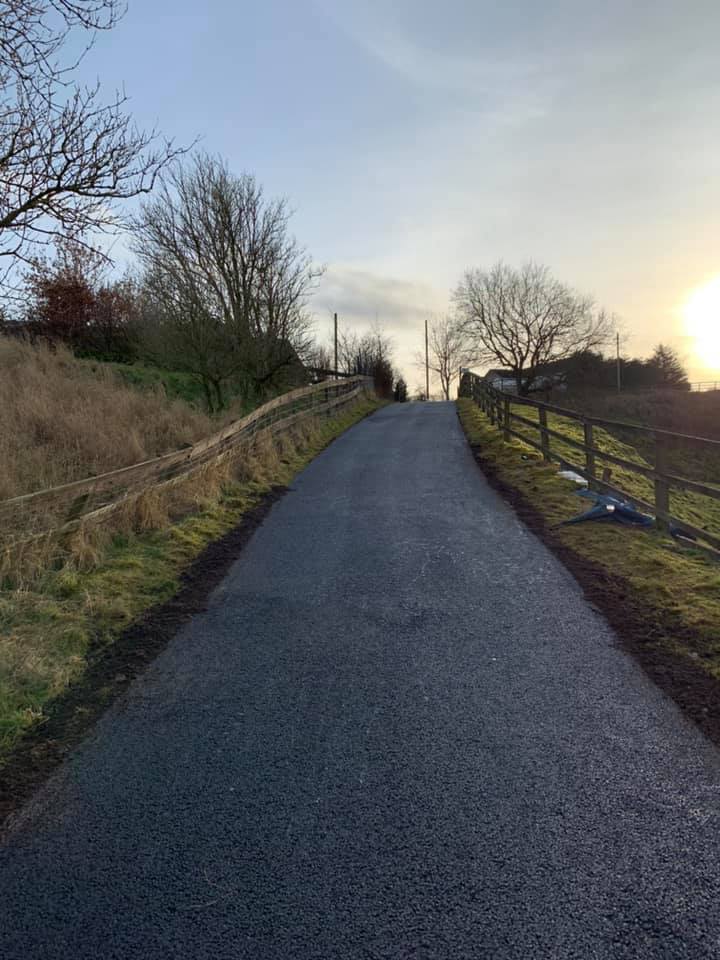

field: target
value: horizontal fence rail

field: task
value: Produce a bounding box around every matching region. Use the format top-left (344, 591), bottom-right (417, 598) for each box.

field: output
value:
top-left (306, 367), bottom-right (356, 382)
top-left (1, 376), bottom-right (373, 547)
top-left (690, 382), bottom-right (720, 393)
top-left (459, 372), bottom-right (720, 551)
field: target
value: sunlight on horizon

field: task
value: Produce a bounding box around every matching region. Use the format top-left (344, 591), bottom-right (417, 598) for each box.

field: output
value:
top-left (684, 276), bottom-right (720, 372)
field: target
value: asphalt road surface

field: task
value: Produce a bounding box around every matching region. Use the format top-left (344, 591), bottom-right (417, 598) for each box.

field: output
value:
top-left (3, 402), bottom-right (720, 959)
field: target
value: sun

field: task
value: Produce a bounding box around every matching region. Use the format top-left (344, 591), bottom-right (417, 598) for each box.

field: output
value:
top-left (684, 276), bottom-right (720, 369)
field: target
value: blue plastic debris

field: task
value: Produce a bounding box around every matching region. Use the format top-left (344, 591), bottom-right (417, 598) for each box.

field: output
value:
top-left (560, 489), bottom-right (697, 542)
top-left (561, 489), bottom-right (653, 528)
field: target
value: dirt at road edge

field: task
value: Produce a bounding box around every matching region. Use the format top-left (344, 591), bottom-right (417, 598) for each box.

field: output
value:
top-left (467, 440), bottom-right (720, 750)
top-left (0, 487), bottom-right (288, 833)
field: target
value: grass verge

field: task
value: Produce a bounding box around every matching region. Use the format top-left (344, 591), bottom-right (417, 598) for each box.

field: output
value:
top-left (456, 398), bottom-right (720, 743)
top-left (0, 396), bottom-right (382, 822)
top-left (505, 401), bottom-right (720, 542)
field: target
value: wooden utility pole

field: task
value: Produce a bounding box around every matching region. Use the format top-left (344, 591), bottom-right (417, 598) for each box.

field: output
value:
top-left (616, 331), bottom-right (621, 393)
top-left (334, 313), bottom-right (338, 378)
top-left (425, 316), bottom-right (430, 401)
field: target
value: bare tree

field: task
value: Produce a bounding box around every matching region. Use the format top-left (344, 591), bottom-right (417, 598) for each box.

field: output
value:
top-left (336, 326), bottom-right (395, 397)
top-left (133, 154), bottom-right (321, 405)
top-left (138, 278), bottom-right (240, 413)
top-left (415, 314), bottom-right (471, 400)
top-left (454, 261), bottom-right (611, 395)
top-left (305, 342), bottom-right (334, 373)
top-left (1, 0), bottom-right (183, 287)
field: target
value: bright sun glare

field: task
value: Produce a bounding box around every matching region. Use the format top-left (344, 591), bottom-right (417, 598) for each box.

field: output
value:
top-left (684, 276), bottom-right (720, 370)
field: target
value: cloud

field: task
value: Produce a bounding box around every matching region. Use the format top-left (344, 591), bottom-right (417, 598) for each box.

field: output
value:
top-left (310, 264), bottom-right (448, 384)
top-left (348, 31), bottom-right (535, 96)
top-left (315, 0), bottom-right (551, 125)
top-left (312, 264), bottom-right (445, 332)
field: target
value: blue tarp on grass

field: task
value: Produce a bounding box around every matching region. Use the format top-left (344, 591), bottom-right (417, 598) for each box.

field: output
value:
top-left (560, 489), bottom-right (697, 541)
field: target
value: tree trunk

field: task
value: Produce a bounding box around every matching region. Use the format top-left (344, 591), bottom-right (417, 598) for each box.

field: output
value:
top-left (211, 378), bottom-right (224, 412)
top-left (201, 377), bottom-right (215, 414)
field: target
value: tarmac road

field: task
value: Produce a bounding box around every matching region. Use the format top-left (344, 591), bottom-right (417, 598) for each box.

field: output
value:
top-left (2, 401), bottom-right (720, 959)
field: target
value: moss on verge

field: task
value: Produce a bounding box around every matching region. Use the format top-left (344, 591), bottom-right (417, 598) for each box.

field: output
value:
top-left (456, 397), bottom-right (720, 674)
top-left (0, 398), bottom-right (383, 762)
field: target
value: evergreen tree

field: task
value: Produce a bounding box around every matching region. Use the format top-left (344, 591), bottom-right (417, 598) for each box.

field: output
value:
top-left (649, 344), bottom-right (690, 389)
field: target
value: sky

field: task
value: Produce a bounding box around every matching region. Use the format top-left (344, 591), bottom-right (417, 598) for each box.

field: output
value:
top-left (76, 0), bottom-right (720, 391)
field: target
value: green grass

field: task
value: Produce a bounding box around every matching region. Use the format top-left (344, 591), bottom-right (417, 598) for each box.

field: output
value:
top-left (100, 361), bottom-right (296, 416)
top-left (457, 398), bottom-right (720, 672)
top-left (101, 362), bottom-right (215, 408)
top-left (0, 397), bottom-right (383, 763)
top-left (505, 401), bottom-right (720, 542)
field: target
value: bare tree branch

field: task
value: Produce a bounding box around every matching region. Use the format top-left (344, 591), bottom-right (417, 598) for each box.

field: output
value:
top-left (414, 314), bottom-right (471, 400)
top-left (336, 325), bottom-right (395, 397)
top-left (454, 261), bottom-right (612, 394)
top-left (133, 154), bottom-right (322, 406)
top-left (0, 0), bottom-right (185, 289)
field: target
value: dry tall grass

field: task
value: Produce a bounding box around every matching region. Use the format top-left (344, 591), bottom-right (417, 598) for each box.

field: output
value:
top-left (562, 387), bottom-right (720, 440)
top-left (0, 339), bottom-right (214, 500)
top-left (561, 387), bottom-right (720, 484)
top-left (0, 395), bottom-right (380, 762)
top-left (0, 405), bottom-right (333, 585)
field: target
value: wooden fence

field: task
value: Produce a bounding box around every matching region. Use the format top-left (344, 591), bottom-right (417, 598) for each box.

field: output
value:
top-left (459, 372), bottom-right (720, 551)
top-left (690, 381), bottom-right (720, 393)
top-left (1, 376), bottom-right (373, 547)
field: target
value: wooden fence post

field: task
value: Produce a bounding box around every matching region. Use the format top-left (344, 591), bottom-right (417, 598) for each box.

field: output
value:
top-left (584, 421), bottom-right (595, 480)
top-left (654, 431), bottom-right (670, 530)
top-left (503, 396), bottom-right (510, 442)
top-left (538, 407), bottom-right (550, 461)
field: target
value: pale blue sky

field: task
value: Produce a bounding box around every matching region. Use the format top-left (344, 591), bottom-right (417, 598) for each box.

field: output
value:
top-left (78, 0), bottom-right (720, 386)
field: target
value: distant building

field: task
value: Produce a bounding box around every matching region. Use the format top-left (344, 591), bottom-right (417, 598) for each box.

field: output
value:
top-left (482, 368), bottom-right (567, 395)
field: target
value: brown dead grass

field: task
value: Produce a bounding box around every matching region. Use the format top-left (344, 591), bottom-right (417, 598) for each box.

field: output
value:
top-left (0, 329), bottom-right (356, 587)
top-left (0, 414), bottom-right (333, 586)
top-left (0, 338), bottom-right (214, 500)
top-left (0, 396), bottom-right (382, 761)
top-left (562, 386), bottom-right (720, 440)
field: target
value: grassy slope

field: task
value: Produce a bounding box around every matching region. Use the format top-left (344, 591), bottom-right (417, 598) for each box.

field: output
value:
top-left (561, 387), bottom-right (720, 441)
top-left (0, 397), bottom-right (382, 763)
top-left (104, 362), bottom-right (285, 415)
top-left (457, 398), bottom-right (720, 672)
top-left (0, 340), bottom-right (215, 499)
top-left (507, 402), bottom-right (720, 541)
top-left (102, 361), bottom-right (209, 408)
top-left (561, 388), bottom-right (720, 488)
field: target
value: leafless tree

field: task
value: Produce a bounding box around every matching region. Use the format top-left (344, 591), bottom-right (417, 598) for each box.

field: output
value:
top-left (454, 261), bottom-right (611, 395)
top-left (415, 314), bottom-right (471, 400)
top-left (336, 326), bottom-right (395, 397)
top-left (133, 154), bottom-right (321, 405)
top-left (305, 342), bottom-right (334, 373)
top-left (1, 0), bottom-right (183, 288)
top-left (138, 278), bottom-right (239, 413)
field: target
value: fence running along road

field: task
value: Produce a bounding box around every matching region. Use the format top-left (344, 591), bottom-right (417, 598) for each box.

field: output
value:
top-left (690, 381), bottom-right (720, 393)
top-left (5, 402), bottom-right (720, 957)
top-left (0, 376), bottom-right (373, 548)
top-left (460, 371), bottom-right (720, 551)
